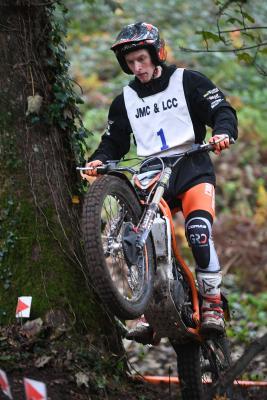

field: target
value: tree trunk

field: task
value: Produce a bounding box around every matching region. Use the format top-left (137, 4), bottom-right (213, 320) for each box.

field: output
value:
top-left (0, 0), bottom-right (122, 354)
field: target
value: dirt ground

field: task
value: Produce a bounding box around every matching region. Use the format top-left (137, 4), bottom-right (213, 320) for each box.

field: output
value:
top-left (1, 367), bottom-right (267, 400)
top-left (1, 370), bottom-right (178, 400)
top-left (0, 325), bottom-right (266, 400)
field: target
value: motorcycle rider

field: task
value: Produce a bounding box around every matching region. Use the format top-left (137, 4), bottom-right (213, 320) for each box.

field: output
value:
top-left (85, 22), bottom-right (238, 341)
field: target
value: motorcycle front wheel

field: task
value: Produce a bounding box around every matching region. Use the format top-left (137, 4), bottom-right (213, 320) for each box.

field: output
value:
top-left (82, 175), bottom-right (155, 320)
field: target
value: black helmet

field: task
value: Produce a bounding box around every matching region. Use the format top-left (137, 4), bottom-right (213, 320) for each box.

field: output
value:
top-left (111, 22), bottom-right (166, 74)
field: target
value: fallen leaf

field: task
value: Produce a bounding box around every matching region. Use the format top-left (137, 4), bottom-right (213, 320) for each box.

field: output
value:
top-left (35, 355), bottom-right (52, 368)
top-left (20, 318), bottom-right (43, 338)
top-left (75, 372), bottom-right (89, 388)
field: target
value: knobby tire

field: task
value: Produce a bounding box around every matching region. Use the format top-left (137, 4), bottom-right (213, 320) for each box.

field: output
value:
top-left (82, 175), bottom-right (155, 320)
top-left (173, 334), bottom-right (232, 400)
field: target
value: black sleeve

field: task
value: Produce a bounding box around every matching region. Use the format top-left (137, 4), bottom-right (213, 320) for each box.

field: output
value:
top-left (88, 93), bottom-right (132, 162)
top-left (183, 70), bottom-right (238, 140)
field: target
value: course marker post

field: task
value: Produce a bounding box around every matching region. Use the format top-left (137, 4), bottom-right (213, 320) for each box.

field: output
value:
top-left (15, 296), bottom-right (32, 318)
top-left (24, 378), bottom-right (47, 400)
top-left (0, 369), bottom-right (13, 399)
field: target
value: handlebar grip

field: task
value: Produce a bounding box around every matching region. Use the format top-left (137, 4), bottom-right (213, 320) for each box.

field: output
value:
top-left (95, 165), bottom-right (109, 174)
top-left (206, 137), bottom-right (235, 152)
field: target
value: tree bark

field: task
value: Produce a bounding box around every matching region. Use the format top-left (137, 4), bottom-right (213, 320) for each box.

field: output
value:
top-left (0, 0), bottom-right (122, 355)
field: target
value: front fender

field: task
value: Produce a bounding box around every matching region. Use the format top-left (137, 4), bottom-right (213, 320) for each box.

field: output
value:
top-left (107, 171), bottom-right (140, 202)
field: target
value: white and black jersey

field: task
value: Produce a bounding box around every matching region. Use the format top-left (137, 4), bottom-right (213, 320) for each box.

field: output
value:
top-left (89, 65), bottom-right (238, 198)
top-left (124, 68), bottom-right (195, 157)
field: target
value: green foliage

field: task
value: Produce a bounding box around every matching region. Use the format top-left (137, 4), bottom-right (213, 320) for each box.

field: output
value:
top-left (25, 1), bottom-right (92, 165)
top-left (83, 108), bottom-right (107, 153)
top-left (48, 13), bottom-right (91, 164)
top-left (196, 30), bottom-right (221, 43)
top-left (227, 292), bottom-right (267, 343)
top-left (237, 52), bottom-right (253, 63)
top-left (193, 0), bottom-right (267, 72)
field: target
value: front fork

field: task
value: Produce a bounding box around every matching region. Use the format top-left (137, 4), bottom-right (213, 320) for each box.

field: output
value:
top-left (136, 167), bottom-right (172, 249)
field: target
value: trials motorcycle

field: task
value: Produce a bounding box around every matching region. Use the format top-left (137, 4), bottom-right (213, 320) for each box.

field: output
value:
top-left (78, 139), bottom-right (233, 400)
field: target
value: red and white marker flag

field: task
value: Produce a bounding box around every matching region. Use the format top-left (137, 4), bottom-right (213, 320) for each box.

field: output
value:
top-left (15, 296), bottom-right (32, 318)
top-left (0, 369), bottom-right (13, 399)
top-left (24, 378), bottom-right (47, 400)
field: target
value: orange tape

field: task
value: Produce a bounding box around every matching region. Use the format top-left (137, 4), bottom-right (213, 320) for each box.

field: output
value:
top-left (133, 375), bottom-right (267, 387)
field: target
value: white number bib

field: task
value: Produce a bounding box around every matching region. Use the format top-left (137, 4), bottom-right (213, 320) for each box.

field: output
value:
top-left (123, 68), bottom-right (195, 156)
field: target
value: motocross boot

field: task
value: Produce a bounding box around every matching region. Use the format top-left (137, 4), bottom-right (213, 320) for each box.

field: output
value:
top-left (196, 270), bottom-right (225, 334)
top-left (125, 316), bottom-right (160, 345)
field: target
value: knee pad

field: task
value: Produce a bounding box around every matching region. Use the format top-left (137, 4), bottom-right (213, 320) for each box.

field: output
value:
top-left (185, 216), bottom-right (220, 271)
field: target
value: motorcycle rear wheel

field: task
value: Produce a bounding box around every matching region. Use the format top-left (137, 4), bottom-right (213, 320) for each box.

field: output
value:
top-left (172, 333), bottom-right (232, 400)
top-left (82, 175), bottom-right (155, 320)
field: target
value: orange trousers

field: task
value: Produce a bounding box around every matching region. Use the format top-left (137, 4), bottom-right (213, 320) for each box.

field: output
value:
top-left (176, 182), bottom-right (215, 220)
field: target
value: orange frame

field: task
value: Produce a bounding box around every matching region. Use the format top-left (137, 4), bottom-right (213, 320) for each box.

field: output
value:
top-left (159, 198), bottom-right (201, 337)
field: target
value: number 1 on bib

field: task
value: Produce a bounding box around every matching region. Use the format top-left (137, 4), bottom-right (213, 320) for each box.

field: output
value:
top-left (157, 128), bottom-right (169, 151)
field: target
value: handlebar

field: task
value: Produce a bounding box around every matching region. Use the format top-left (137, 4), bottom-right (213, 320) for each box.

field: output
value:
top-left (77, 164), bottom-right (136, 174)
top-left (77, 136), bottom-right (235, 175)
top-left (176, 136), bottom-right (235, 157)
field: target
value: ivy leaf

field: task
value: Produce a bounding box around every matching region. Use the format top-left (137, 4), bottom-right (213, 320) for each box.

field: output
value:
top-left (237, 52), bottom-right (253, 63)
top-left (55, 92), bottom-right (69, 103)
top-left (75, 96), bottom-right (84, 104)
top-left (30, 116), bottom-right (40, 125)
top-left (49, 103), bottom-right (61, 114)
top-left (52, 83), bottom-right (61, 92)
top-left (58, 120), bottom-right (68, 129)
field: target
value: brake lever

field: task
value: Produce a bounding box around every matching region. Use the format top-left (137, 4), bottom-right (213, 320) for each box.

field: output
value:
top-left (207, 136), bottom-right (235, 151)
top-left (209, 136), bottom-right (235, 145)
top-left (76, 165), bottom-right (109, 174)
